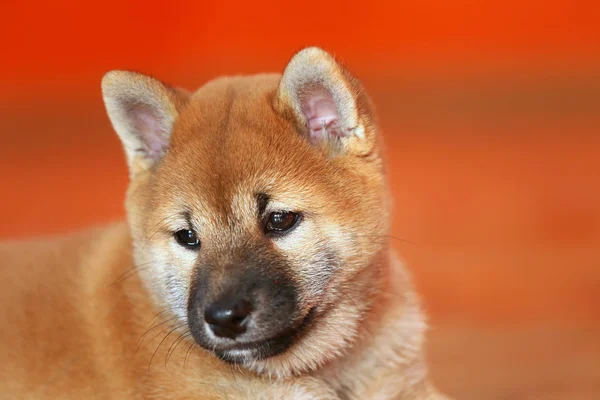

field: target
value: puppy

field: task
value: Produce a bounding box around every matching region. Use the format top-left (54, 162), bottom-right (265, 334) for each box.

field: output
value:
top-left (0, 47), bottom-right (449, 399)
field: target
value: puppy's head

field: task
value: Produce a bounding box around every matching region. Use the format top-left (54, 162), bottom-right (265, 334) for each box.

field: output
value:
top-left (102, 47), bottom-right (390, 377)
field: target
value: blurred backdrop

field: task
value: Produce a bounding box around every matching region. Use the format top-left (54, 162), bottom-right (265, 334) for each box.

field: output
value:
top-left (1, 1), bottom-right (599, 398)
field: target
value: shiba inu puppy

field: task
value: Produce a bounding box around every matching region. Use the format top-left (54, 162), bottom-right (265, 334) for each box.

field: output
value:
top-left (0, 47), bottom-right (449, 399)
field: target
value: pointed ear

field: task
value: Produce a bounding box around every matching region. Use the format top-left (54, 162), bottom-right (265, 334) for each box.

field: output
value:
top-left (101, 71), bottom-right (189, 176)
top-left (275, 47), bottom-right (376, 156)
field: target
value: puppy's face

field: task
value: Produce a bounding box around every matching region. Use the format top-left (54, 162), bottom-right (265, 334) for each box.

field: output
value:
top-left (103, 48), bottom-right (390, 377)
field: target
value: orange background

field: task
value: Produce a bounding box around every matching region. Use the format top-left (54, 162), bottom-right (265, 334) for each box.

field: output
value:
top-left (1, 0), bottom-right (599, 325)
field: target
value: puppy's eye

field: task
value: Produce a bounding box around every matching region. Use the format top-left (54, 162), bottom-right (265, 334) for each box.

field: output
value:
top-left (265, 212), bottom-right (300, 234)
top-left (174, 229), bottom-right (200, 249)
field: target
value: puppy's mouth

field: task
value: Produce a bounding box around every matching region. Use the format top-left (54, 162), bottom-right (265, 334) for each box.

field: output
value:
top-left (212, 307), bottom-right (316, 364)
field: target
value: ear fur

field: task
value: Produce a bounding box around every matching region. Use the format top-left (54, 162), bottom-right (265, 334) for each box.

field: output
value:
top-left (101, 71), bottom-right (189, 176)
top-left (275, 47), bottom-right (375, 156)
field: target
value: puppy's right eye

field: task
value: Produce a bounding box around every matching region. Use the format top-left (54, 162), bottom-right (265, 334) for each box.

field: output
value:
top-left (174, 229), bottom-right (200, 250)
top-left (264, 211), bottom-right (300, 234)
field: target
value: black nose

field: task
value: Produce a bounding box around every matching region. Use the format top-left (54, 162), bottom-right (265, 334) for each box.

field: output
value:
top-left (204, 297), bottom-right (252, 339)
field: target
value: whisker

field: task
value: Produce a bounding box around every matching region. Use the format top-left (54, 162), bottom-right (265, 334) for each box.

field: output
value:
top-left (286, 347), bottom-right (311, 374)
top-left (145, 308), bottom-right (175, 327)
top-left (338, 230), bottom-right (421, 248)
top-left (339, 291), bottom-right (374, 338)
top-left (136, 316), bottom-right (180, 352)
top-left (341, 284), bottom-right (405, 300)
top-left (148, 322), bottom-right (187, 371)
top-left (107, 262), bottom-right (154, 287)
top-left (140, 214), bottom-right (182, 251)
top-left (184, 342), bottom-right (196, 368)
top-left (138, 315), bottom-right (180, 343)
top-left (165, 331), bottom-right (192, 365)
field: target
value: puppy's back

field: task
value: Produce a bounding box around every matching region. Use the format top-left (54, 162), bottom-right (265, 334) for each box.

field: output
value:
top-left (0, 223), bottom-right (139, 397)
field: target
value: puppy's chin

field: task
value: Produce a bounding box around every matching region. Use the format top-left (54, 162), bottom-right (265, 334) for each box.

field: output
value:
top-left (190, 307), bottom-right (317, 365)
top-left (242, 291), bottom-right (372, 378)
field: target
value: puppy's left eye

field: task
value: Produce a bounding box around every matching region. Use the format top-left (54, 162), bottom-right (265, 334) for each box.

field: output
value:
top-left (265, 211), bottom-right (300, 234)
top-left (174, 229), bottom-right (201, 250)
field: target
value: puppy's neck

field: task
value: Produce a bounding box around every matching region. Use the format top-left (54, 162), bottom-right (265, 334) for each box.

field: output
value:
top-left (356, 250), bottom-right (426, 358)
top-left (319, 250), bottom-right (429, 399)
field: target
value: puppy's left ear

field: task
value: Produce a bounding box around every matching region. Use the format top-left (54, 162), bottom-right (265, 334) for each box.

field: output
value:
top-left (275, 47), bottom-right (377, 157)
top-left (101, 71), bottom-right (190, 177)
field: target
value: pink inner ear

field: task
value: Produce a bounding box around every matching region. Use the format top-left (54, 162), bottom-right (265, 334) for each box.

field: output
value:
top-left (131, 105), bottom-right (169, 161)
top-left (300, 86), bottom-right (343, 144)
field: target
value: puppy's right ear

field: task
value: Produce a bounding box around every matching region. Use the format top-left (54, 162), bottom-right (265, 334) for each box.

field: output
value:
top-left (101, 71), bottom-right (189, 176)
